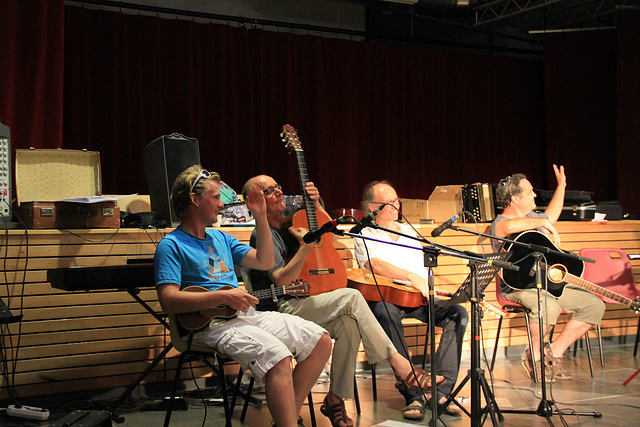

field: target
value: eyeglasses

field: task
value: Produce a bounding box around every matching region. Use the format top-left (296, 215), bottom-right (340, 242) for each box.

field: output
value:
top-left (190, 170), bottom-right (211, 193)
top-left (373, 197), bottom-right (400, 205)
top-left (262, 184), bottom-right (282, 196)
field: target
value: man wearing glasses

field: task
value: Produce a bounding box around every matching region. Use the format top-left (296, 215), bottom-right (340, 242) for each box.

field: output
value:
top-left (354, 180), bottom-right (468, 420)
top-left (154, 166), bottom-right (332, 427)
top-left (242, 174), bottom-right (441, 427)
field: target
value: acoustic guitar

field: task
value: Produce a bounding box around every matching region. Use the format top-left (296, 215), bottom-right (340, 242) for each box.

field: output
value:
top-left (347, 268), bottom-right (508, 318)
top-left (281, 124), bottom-right (348, 295)
top-left (501, 230), bottom-right (640, 313)
top-left (178, 280), bottom-right (309, 331)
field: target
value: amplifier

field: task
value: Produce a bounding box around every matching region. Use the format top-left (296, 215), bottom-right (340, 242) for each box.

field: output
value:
top-left (0, 120), bottom-right (11, 221)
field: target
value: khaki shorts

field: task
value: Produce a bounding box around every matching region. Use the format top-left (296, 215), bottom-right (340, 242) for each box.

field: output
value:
top-left (504, 284), bottom-right (605, 326)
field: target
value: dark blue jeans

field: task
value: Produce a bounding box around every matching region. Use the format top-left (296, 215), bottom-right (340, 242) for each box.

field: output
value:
top-left (370, 298), bottom-right (468, 405)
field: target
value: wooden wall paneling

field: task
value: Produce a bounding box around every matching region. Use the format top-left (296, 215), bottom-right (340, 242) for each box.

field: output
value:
top-left (2, 222), bottom-right (640, 400)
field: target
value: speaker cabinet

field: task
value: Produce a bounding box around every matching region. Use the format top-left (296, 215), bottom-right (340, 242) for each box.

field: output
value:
top-left (143, 133), bottom-right (200, 227)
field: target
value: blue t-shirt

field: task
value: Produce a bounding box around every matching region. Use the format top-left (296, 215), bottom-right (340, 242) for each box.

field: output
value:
top-left (155, 227), bottom-right (251, 291)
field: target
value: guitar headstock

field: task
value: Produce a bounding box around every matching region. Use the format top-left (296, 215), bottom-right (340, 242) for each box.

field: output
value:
top-left (632, 297), bottom-right (640, 315)
top-left (286, 280), bottom-right (310, 298)
top-left (480, 300), bottom-right (509, 318)
top-left (281, 124), bottom-right (302, 152)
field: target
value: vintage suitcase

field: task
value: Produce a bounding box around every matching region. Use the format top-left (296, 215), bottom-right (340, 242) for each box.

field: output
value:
top-left (536, 202), bottom-right (596, 221)
top-left (14, 149), bottom-right (120, 229)
top-left (535, 189), bottom-right (595, 221)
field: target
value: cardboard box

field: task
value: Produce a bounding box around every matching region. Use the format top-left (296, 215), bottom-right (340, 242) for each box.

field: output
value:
top-left (400, 198), bottom-right (429, 223)
top-left (15, 149), bottom-right (120, 229)
top-left (427, 185), bottom-right (463, 222)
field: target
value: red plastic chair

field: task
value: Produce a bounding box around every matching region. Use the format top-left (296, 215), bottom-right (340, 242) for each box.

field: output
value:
top-left (491, 277), bottom-right (600, 380)
top-left (579, 248), bottom-right (640, 356)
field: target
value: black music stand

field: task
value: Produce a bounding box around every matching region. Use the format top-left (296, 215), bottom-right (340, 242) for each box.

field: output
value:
top-left (342, 223), bottom-right (517, 427)
top-left (438, 252), bottom-right (512, 426)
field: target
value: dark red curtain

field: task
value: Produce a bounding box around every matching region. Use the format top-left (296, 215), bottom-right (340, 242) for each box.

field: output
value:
top-left (62, 6), bottom-right (545, 210)
top-left (8, 5), bottom-right (635, 215)
top-left (544, 31), bottom-right (618, 204)
top-left (0, 1), bottom-right (65, 152)
top-left (543, 10), bottom-right (640, 215)
top-left (616, 11), bottom-right (640, 216)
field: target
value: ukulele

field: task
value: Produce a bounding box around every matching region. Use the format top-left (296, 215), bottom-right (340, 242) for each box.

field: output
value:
top-left (281, 124), bottom-right (348, 295)
top-left (178, 280), bottom-right (310, 331)
top-left (347, 268), bottom-right (508, 318)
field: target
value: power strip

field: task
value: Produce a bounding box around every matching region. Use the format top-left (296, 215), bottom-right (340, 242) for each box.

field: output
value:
top-left (6, 404), bottom-right (50, 421)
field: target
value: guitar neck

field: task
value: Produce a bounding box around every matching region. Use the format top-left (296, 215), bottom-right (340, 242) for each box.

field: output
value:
top-left (251, 286), bottom-right (286, 301)
top-left (294, 148), bottom-right (318, 229)
top-left (546, 263), bottom-right (636, 307)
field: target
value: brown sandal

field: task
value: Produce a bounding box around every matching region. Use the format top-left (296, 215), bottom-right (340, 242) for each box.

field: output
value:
top-left (320, 395), bottom-right (354, 427)
top-left (395, 367), bottom-right (445, 392)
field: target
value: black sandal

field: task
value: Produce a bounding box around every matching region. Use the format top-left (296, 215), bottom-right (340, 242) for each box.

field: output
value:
top-left (402, 400), bottom-right (425, 420)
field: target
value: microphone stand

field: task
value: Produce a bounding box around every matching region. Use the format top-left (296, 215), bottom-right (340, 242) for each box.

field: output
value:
top-left (342, 226), bottom-right (516, 427)
top-left (442, 224), bottom-right (602, 422)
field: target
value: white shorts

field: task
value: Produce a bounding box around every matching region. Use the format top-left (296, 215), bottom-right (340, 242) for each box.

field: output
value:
top-left (192, 307), bottom-right (327, 379)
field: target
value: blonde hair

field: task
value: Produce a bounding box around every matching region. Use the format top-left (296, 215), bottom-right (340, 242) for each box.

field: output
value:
top-left (170, 165), bottom-right (220, 219)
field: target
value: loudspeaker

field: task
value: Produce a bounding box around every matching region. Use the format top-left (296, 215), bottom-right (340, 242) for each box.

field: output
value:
top-left (143, 133), bottom-right (200, 227)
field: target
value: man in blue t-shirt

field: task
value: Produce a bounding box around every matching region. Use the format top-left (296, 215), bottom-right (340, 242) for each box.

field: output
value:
top-left (155, 165), bottom-right (331, 427)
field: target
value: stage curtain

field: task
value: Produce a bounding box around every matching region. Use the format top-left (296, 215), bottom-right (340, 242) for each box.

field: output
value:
top-left (62, 6), bottom-right (545, 210)
top-left (616, 11), bottom-right (640, 216)
top-left (0, 1), bottom-right (65, 155)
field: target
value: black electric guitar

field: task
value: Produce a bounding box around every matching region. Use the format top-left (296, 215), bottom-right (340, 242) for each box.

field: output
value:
top-left (178, 280), bottom-right (309, 331)
top-left (501, 230), bottom-right (640, 313)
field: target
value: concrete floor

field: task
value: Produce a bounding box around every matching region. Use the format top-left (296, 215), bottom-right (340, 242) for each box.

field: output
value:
top-left (3, 344), bottom-right (639, 426)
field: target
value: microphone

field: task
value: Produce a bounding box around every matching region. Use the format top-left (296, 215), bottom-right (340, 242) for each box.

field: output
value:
top-left (303, 216), bottom-right (347, 244)
top-left (431, 212), bottom-right (464, 237)
top-left (349, 203), bottom-right (387, 234)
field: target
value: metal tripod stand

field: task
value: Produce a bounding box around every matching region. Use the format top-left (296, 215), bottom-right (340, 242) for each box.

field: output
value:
top-left (437, 255), bottom-right (512, 427)
top-left (497, 253), bottom-right (602, 421)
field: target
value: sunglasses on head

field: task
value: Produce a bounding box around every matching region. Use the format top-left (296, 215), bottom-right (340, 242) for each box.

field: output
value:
top-left (190, 170), bottom-right (211, 193)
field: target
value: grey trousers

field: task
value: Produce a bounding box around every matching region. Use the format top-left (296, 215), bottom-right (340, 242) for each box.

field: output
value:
top-left (279, 287), bottom-right (397, 399)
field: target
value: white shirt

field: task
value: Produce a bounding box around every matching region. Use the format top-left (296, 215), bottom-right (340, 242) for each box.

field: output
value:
top-left (354, 221), bottom-right (429, 281)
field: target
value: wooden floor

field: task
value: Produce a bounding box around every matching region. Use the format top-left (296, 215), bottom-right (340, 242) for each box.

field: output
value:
top-left (4, 342), bottom-right (640, 426)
